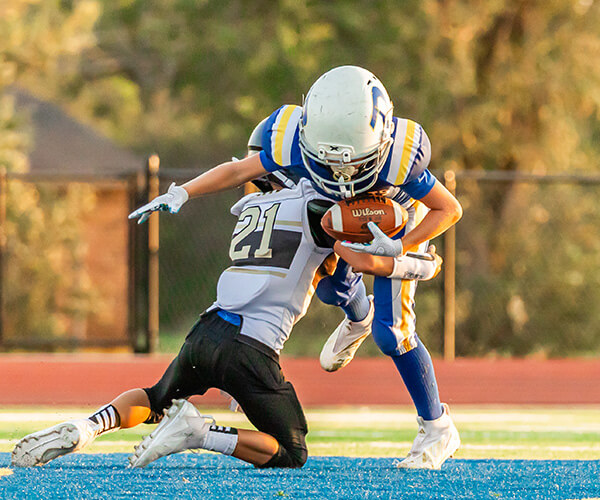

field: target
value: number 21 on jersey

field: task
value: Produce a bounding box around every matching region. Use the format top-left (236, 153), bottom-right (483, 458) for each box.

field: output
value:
top-left (229, 203), bottom-right (280, 261)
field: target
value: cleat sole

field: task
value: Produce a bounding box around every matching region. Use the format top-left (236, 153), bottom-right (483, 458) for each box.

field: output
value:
top-left (11, 424), bottom-right (80, 467)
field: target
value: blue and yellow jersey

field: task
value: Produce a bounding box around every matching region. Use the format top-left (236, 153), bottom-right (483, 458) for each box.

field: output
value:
top-left (258, 105), bottom-right (436, 204)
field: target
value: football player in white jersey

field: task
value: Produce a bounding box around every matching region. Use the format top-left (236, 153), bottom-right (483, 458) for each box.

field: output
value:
top-left (128, 66), bottom-right (462, 469)
top-left (12, 149), bottom-right (442, 469)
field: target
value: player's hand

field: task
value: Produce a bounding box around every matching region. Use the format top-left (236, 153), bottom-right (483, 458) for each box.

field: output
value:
top-left (387, 244), bottom-right (442, 280)
top-left (341, 221), bottom-right (404, 257)
top-left (425, 244), bottom-right (443, 278)
top-left (128, 183), bottom-right (189, 224)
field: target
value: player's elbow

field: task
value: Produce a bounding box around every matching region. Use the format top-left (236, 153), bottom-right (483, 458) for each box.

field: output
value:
top-left (447, 198), bottom-right (463, 225)
top-left (453, 199), bottom-right (463, 222)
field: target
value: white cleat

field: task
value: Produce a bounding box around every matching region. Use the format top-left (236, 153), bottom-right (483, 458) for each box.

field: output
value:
top-left (11, 419), bottom-right (99, 467)
top-left (320, 295), bottom-right (374, 372)
top-left (397, 403), bottom-right (460, 470)
top-left (128, 399), bottom-right (214, 468)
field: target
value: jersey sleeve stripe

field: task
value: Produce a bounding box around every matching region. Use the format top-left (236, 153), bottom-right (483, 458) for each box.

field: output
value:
top-left (282, 106), bottom-right (302, 166)
top-left (385, 119), bottom-right (406, 183)
top-left (272, 105), bottom-right (301, 166)
top-left (394, 120), bottom-right (419, 185)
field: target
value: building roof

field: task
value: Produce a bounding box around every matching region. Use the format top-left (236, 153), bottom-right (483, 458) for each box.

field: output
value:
top-left (9, 88), bottom-right (143, 175)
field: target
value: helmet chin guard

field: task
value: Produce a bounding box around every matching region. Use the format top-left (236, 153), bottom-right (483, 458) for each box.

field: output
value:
top-left (299, 65), bottom-right (394, 199)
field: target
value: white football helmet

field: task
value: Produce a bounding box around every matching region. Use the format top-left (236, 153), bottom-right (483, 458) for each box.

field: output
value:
top-left (299, 65), bottom-right (394, 198)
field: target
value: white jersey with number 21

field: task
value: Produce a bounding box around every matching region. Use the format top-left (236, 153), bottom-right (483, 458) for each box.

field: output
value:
top-left (213, 179), bottom-right (332, 353)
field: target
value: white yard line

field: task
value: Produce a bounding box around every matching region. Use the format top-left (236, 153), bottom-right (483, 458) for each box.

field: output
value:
top-left (1, 437), bottom-right (598, 456)
top-left (309, 442), bottom-right (600, 452)
top-left (0, 411), bottom-right (248, 423)
top-left (3, 409), bottom-right (600, 432)
top-left (0, 439), bottom-right (135, 447)
top-left (1, 438), bottom-right (597, 452)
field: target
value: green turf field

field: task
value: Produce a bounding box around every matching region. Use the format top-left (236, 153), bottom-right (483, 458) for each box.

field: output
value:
top-left (1, 406), bottom-right (599, 460)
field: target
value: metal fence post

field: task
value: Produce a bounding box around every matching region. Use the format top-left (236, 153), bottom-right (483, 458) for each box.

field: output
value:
top-left (0, 168), bottom-right (6, 346)
top-left (443, 170), bottom-right (457, 361)
top-left (147, 155), bottom-right (160, 353)
top-left (127, 172), bottom-right (142, 352)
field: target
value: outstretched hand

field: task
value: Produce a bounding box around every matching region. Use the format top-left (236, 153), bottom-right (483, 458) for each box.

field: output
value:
top-left (341, 221), bottom-right (404, 257)
top-left (128, 183), bottom-right (189, 224)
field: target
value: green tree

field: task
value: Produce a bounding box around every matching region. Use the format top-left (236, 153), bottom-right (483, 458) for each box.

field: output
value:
top-left (6, 0), bottom-right (600, 355)
top-left (0, 0), bottom-right (103, 346)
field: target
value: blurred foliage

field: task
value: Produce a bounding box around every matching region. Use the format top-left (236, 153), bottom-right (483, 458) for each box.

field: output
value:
top-left (3, 181), bottom-right (101, 342)
top-left (456, 180), bottom-right (600, 357)
top-left (0, 1), bottom-right (101, 344)
top-left (19, 0), bottom-right (597, 174)
top-left (2, 0), bottom-right (600, 355)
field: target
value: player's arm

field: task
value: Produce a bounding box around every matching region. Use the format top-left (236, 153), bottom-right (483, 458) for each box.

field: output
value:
top-left (335, 241), bottom-right (442, 280)
top-left (129, 154), bottom-right (268, 223)
top-left (401, 180), bottom-right (462, 252)
top-left (181, 153), bottom-right (267, 197)
top-left (334, 241), bottom-right (393, 276)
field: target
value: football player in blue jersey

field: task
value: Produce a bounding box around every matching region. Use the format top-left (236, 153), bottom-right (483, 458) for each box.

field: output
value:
top-left (129, 65), bottom-right (462, 469)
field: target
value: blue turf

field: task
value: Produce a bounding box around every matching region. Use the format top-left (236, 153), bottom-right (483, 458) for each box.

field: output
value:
top-left (1, 453), bottom-right (599, 500)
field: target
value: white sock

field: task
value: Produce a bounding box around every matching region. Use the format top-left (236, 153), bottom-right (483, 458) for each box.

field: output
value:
top-left (202, 424), bottom-right (239, 455)
top-left (88, 404), bottom-right (121, 436)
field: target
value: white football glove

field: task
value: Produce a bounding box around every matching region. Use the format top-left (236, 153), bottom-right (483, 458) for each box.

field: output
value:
top-left (388, 245), bottom-right (442, 280)
top-left (341, 221), bottom-right (404, 257)
top-left (128, 182), bottom-right (189, 224)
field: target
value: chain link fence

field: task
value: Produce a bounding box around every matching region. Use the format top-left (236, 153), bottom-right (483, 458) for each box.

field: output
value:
top-left (157, 169), bottom-right (242, 332)
top-left (453, 172), bottom-right (600, 357)
top-left (1, 166), bottom-right (599, 358)
top-left (0, 171), bottom-right (135, 350)
top-left (155, 169), bottom-right (600, 359)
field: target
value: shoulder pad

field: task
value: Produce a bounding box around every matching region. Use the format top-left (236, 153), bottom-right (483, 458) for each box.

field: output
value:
top-left (262, 105), bottom-right (303, 168)
top-left (230, 192), bottom-right (261, 217)
top-left (307, 199), bottom-right (336, 248)
top-left (386, 119), bottom-right (431, 185)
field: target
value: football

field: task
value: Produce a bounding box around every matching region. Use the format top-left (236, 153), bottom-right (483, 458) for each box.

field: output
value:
top-left (321, 195), bottom-right (408, 243)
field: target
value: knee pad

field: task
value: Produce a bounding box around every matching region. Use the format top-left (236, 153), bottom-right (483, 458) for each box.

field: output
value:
top-left (143, 408), bottom-right (163, 425)
top-left (142, 386), bottom-right (166, 418)
top-left (372, 321), bottom-right (418, 357)
top-left (258, 443), bottom-right (308, 469)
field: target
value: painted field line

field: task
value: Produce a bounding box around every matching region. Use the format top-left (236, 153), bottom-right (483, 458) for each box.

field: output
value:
top-left (0, 439), bottom-right (134, 447)
top-left (0, 411), bottom-right (248, 423)
top-left (312, 442), bottom-right (600, 452)
top-left (1, 438), bottom-right (597, 455)
top-left (461, 444), bottom-right (600, 452)
top-left (0, 468), bottom-right (13, 478)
